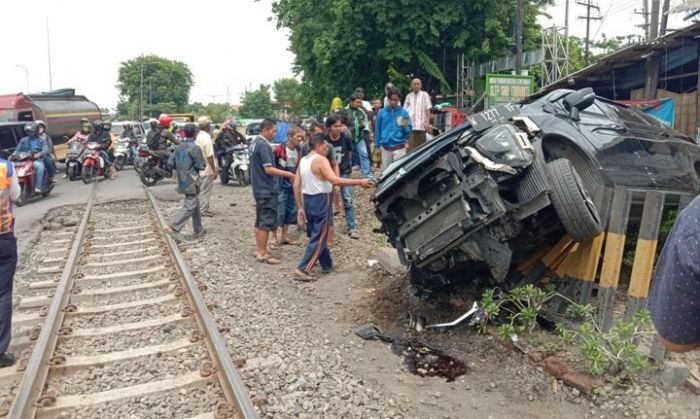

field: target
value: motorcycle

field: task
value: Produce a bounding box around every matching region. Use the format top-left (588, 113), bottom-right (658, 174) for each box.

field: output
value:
top-left (138, 147), bottom-right (172, 187)
top-left (81, 142), bottom-right (111, 184)
top-left (11, 152), bottom-right (53, 206)
top-left (113, 137), bottom-right (138, 171)
top-left (220, 143), bottom-right (250, 186)
top-left (65, 142), bottom-right (85, 181)
top-left (133, 138), bottom-right (149, 173)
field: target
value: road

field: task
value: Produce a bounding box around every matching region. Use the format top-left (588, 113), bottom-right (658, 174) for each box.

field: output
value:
top-left (13, 167), bottom-right (180, 255)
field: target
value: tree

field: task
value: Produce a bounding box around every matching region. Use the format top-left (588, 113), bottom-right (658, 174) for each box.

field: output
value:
top-left (187, 102), bottom-right (237, 123)
top-left (116, 55), bottom-right (194, 119)
top-left (272, 0), bottom-right (552, 113)
top-left (273, 78), bottom-right (304, 115)
top-left (239, 85), bottom-right (274, 119)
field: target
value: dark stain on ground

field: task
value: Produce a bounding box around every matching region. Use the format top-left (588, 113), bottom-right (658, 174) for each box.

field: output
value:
top-left (391, 339), bottom-right (468, 382)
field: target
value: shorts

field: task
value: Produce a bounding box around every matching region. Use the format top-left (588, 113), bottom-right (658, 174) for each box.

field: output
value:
top-left (255, 195), bottom-right (278, 232)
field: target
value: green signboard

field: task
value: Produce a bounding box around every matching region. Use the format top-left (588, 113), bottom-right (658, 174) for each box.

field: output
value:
top-left (485, 74), bottom-right (534, 109)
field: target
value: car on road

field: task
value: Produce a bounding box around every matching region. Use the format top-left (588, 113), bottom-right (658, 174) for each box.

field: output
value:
top-left (111, 121), bottom-right (147, 139)
top-left (0, 122), bottom-right (28, 158)
top-left (373, 87), bottom-right (700, 296)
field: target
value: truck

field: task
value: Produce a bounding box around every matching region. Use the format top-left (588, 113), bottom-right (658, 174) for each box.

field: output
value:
top-left (0, 89), bottom-right (101, 161)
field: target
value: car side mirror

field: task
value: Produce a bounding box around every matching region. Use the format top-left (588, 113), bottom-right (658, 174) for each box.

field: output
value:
top-left (563, 87), bottom-right (595, 121)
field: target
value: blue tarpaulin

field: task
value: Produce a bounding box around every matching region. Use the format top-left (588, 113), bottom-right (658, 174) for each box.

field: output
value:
top-left (644, 98), bottom-right (675, 128)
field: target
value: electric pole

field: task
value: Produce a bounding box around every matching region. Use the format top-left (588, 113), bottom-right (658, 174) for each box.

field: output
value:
top-left (578, 0), bottom-right (601, 66)
top-left (46, 19), bottom-right (53, 91)
top-left (139, 60), bottom-right (144, 120)
top-left (659, 0), bottom-right (670, 36)
top-left (515, 0), bottom-right (524, 73)
top-left (649, 0), bottom-right (661, 40)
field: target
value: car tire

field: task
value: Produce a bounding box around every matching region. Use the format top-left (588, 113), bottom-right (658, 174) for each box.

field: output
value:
top-left (547, 158), bottom-right (602, 243)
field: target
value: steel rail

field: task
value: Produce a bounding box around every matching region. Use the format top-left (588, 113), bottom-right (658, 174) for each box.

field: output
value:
top-left (144, 187), bottom-right (258, 419)
top-left (9, 183), bottom-right (97, 419)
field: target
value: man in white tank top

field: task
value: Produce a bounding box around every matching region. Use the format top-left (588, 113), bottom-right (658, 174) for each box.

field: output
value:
top-left (292, 134), bottom-right (374, 281)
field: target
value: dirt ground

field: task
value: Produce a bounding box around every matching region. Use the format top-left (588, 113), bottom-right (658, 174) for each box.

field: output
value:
top-left (12, 176), bottom-right (698, 418)
top-left (159, 180), bottom-right (698, 419)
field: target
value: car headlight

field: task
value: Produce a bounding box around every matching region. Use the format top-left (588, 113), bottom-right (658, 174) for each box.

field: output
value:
top-left (474, 124), bottom-right (533, 168)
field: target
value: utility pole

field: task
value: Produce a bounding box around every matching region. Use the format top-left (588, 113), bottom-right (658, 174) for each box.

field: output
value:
top-left (644, 0), bottom-right (661, 99)
top-left (577, 0), bottom-right (601, 66)
top-left (15, 65), bottom-right (29, 93)
top-left (139, 60), bottom-right (144, 120)
top-left (649, 0), bottom-right (660, 40)
top-left (46, 19), bottom-right (53, 91)
top-left (635, 0), bottom-right (650, 40)
top-left (515, 0), bottom-right (524, 73)
top-left (659, 0), bottom-right (670, 36)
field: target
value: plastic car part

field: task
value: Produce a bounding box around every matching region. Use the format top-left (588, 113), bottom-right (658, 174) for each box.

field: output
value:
top-left (464, 146), bottom-right (517, 175)
top-left (425, 302), bottom-right (481, 329)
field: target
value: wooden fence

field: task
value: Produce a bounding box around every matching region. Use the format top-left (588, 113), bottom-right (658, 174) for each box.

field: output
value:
top-left (516, 187), bottom-right (695, 361)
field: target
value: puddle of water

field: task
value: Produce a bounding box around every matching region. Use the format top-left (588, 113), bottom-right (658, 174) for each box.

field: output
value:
top-left (391, 340), bottom-right (467, 382)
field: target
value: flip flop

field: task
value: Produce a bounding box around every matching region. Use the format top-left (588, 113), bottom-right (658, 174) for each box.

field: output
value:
top-left (269, 243), bottom-right (280, 251)
top-left (256, 255), bottom-right (280, 265)
top-left (281, 239), bottom-right (299, 246)
top-left (293, 269), bottom-right (316, 282)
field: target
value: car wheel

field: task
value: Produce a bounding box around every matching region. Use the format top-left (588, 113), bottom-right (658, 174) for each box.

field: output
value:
top-left (547, 158), bottom-right (602, 243)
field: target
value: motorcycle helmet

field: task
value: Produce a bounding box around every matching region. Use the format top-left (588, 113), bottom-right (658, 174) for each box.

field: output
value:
top-left (92, 119), bottom-right (104, 132)
top-left (35, 120), bottom-right (47, 129)
top-left (183, 123), bottom-right (197, 139)
top-left (103, 121), bottom-right (112, 132)
top-left (80, 121), bottom-right (91, 133)
top-left (123, 122), bottom-right (132, 130)
top-left (24, 122), bottom-right (38, 137)
top-left (149, 118), bottom-right (158, 129)
top-left (159, 114), bottom-right (173, 129)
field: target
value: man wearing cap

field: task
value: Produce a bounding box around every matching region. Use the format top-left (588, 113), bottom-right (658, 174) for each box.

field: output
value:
top-left (196, 116), bottom-right (217, 217)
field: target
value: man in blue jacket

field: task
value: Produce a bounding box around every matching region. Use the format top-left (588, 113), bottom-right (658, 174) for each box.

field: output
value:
top-left (12, 122), bottom-right (49, 193)
top-left (375, 89), bottom-right (412, 174)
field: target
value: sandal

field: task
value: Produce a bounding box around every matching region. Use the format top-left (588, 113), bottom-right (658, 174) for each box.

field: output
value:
top-left (256, 255), bottom-right (281, 265)
top-left (281, 239), bottom-right (299, 246)
top-left (269, 242), bottom-right (280, 251)
top-left (294, 269), bottom-right (316, 282)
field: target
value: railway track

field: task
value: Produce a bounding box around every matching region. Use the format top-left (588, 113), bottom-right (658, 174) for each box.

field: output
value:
top-left (0, 184), bottom-right (256, 419)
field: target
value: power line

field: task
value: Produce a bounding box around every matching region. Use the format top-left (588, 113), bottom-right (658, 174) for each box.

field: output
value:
top-left (578, 0), bottom-right (603, 65)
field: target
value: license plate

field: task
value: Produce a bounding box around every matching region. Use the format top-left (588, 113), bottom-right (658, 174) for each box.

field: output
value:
top-left (468, 104), bottom-right (520, 132)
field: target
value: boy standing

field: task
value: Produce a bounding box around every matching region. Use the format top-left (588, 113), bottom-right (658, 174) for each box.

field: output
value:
top-left (271, 126), bottom-right (304, 248)
top-left (164, 124), bottom-right (206, 237)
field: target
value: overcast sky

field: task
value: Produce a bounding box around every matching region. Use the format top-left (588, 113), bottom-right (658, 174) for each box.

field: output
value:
top-left (1, 1), bottom-right (695, 110)
top-left (0, 0), bottom-right (295, 109)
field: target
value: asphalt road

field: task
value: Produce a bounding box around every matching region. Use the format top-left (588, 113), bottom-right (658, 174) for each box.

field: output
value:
top-left (13, 166), bottom-right (180, 254)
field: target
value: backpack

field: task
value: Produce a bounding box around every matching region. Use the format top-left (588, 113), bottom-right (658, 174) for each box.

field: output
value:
top-left (147, 127), bottom-right (162, 150)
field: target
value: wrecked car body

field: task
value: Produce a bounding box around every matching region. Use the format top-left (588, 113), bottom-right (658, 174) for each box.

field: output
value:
top-left (374, 88), bottom-right (700, 295)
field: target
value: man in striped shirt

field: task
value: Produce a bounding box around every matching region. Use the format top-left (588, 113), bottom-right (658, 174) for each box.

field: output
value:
top-left (403, 78), bottom-right (432, 152)
top-left (0, 157), bottom-right (20, 367)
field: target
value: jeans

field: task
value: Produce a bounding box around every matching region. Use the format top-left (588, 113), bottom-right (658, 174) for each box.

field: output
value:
top-left (44, 155), bottom-right (56, 178)
top-left (33, 160), bottom-right (46, 189)
top-left (276, 188), bottom-right (298, 227)
top-left (297, 193), bottom-right (333, 273)
top-left (340, 174), bottom-right (356, 231)
top-left (353, 140), bottom-right (371, 178)
top-left (0, 233), bottom-right (17, 354)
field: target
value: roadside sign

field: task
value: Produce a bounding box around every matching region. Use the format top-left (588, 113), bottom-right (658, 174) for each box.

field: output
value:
top-left (485, 74), bottom-right (534, 109)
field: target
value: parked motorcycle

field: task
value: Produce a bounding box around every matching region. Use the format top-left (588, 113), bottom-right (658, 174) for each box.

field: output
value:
top-left (133, 138), bottom-right (149, 173)
top-left (65, 142), bottom-right (85, 181)
top-left (138, 147), bottom-right (172, 187)
top-left (113, 137), bottom-right (138, 171)
top-left (81, 142), bottom-right (111, 184)
top-left (220, 143), bottom-right (250, 186)
top-left (10, 152), bottom-right (53, 206)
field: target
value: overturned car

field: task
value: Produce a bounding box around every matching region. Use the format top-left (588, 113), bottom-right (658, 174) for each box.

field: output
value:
top-left (374, 88), bottom-right (700, 295)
